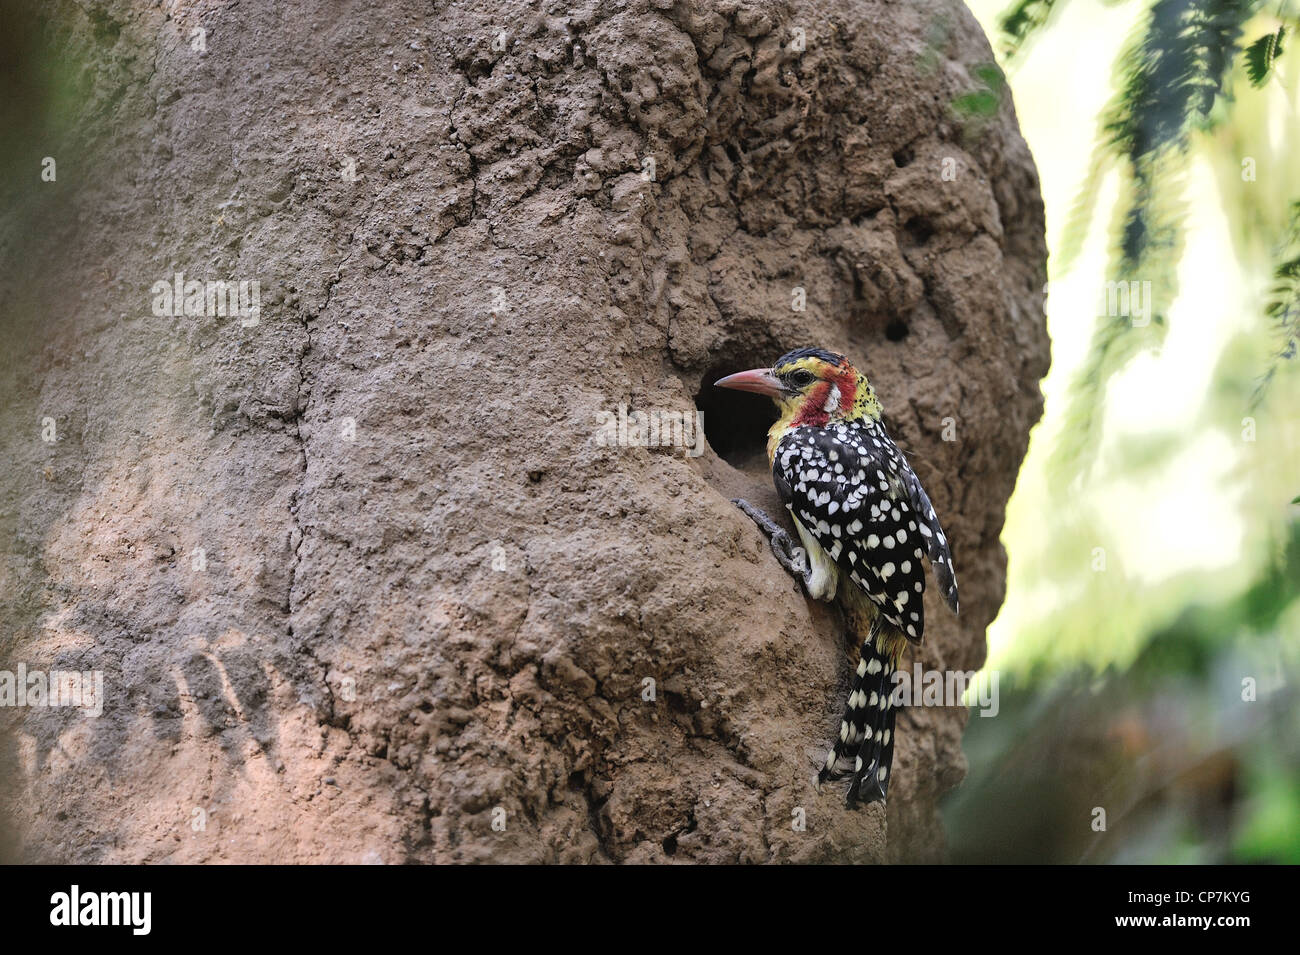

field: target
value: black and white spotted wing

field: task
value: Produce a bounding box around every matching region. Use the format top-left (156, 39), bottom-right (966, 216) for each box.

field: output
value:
top-left (773, 420), bottom-right (958, 641)
top-left (901, 463), bottom-right (959, 613)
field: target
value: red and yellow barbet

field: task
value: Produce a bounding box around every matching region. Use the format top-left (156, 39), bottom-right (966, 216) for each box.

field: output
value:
top-left (717, 347), bottom-right (959, 806)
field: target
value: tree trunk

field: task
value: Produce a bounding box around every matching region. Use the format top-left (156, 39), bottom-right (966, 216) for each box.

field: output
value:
top-left (0, 0), bottom-right (1048, 863)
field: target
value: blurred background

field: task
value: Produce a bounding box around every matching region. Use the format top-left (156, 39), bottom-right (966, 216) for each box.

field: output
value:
top-left (944, 0), bottom-right (1300, 862)
top-left (3, 0), bottom-right (1296, 865)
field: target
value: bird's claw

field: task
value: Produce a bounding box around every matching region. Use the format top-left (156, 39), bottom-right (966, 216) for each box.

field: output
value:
top-left (731, 498), bottom-right (810, 584)
top-left (845, 770), bottom-right (887, 809)
top-left (769, 530), bottom-right (808, 577)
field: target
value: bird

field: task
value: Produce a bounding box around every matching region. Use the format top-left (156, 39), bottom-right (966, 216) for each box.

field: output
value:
top-left (715, 347), bottom-right (958, 806)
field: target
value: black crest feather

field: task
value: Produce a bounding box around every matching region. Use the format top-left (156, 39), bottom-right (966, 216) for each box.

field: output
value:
top-left (775, 346), bottom-right (845, 369)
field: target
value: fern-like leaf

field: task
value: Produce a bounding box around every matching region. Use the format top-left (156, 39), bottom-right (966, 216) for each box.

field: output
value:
top-left (1243, 27), bottom-right (1286, 86)
top-left (998, 0), bottom-right (1068, 59)
top-left (1051, 0), bottom-right (1259, 489)
top-left (1253, 200), bottom-right (1300, 406)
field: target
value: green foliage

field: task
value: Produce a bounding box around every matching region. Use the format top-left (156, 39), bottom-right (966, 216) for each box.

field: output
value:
top-left (946, 515), bottom-right (1300, 863)
top-left (1102, 0), bottom-right (1254, 166)
top-left (964, 0), bottom-right (1300, 866)
top-left (1235, 759), bottom-right (1300, 861)
top-left (951, 89), bottom-right (1002, 117)
top-left (1049, 0), bottom-right (1260, 485)
top-left (1254, 200), bottom-right (1300, 405)
top-left (951, 62), bottom-right (1008, 138)
top-left (1244, 26), bottom-right (1286, 85)
top-left (996, 0), bottom-right (1300, 482)
top-left (997, 0), bottom-right (1069, 58)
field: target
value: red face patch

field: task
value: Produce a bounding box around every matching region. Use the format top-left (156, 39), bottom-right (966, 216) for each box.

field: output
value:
top-left (790, 360), bottom-right (859, 427)
top-left (792, 380), bottom-right (832, 428)
top-left (833, 362), bottom-right (858, 410)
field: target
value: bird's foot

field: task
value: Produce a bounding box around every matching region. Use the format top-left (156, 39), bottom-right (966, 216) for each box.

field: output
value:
top-left (844, 743), bottom-right (890, 809)
top-left (844, 768), bottom-right (888, 809)
top-left (817, 762), bottom-right (852, 786)
top-left (731, 498), bottom-right (812, 588)
top-left (814, 749), bottom-right (886, 807)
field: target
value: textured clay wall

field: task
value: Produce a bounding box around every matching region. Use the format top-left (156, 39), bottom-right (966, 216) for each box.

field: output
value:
top-left (0, 0), bottom-right (1048, 862)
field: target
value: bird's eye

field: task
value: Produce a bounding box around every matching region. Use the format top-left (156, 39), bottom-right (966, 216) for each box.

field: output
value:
top-left (789, 370), bottom-right (815, 387)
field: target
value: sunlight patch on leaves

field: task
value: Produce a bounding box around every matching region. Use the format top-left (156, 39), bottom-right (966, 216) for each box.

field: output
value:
top-left (1050, 0), bottom-right (1259, 487)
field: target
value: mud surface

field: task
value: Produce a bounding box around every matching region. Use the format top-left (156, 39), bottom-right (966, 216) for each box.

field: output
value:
top-left (0, 0), bottom-right (1048, 862)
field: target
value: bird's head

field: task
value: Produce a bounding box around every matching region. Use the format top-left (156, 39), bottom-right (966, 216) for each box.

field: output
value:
top-left (714, 347), bottom-right (881, 430)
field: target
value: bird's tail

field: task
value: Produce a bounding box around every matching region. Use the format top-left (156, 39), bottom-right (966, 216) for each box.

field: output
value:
top-left (818, 615), bottom-right (904, 806)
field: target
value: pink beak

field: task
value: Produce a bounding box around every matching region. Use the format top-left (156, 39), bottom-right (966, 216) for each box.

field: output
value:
top-left (714, 367), bottom-right (784, 398)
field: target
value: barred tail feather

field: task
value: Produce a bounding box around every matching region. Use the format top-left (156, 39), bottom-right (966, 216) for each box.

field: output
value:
top-left (846, 683), bottom-right (897, 807)
top-left (819, 617), bottom-right (902, 807)
top-left (818, 627), bottom-right (879, 784)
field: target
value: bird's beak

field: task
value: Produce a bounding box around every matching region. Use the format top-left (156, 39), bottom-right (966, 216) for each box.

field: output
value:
top-left (714, 368), bottom-right (784, 398)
